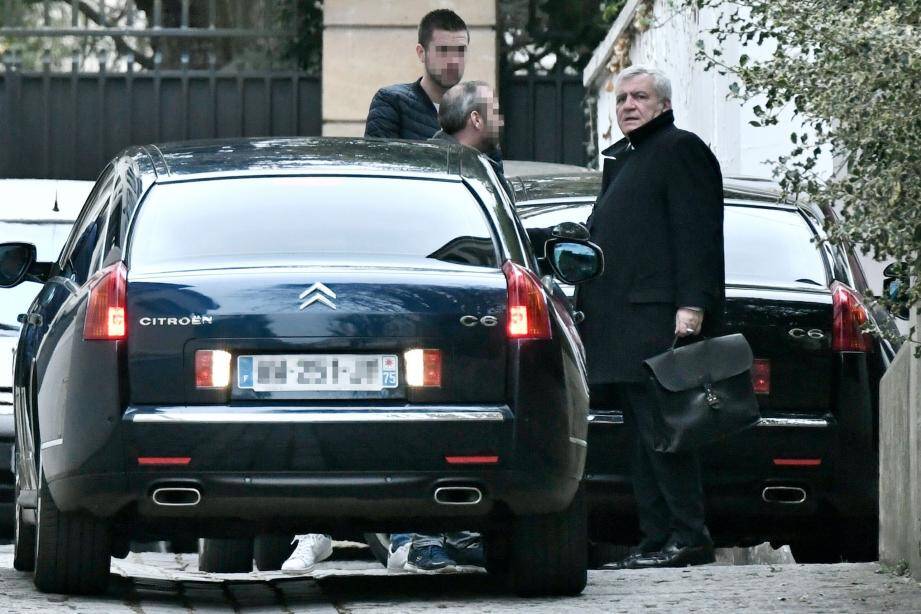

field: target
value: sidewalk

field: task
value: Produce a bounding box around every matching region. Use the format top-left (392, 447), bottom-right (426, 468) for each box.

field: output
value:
top-left (1, 545), bottom-right (919, 612)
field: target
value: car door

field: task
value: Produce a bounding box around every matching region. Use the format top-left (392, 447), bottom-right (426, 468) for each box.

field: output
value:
top-left (15, 166), bottom-right (115, 491)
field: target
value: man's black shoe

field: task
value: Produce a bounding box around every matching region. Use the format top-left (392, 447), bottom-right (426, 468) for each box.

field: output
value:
top-left (602, 551), bottom-right (646, 570)
top-left (601, 538), bottom-right (667, 570)
top-left (630, 542), bottom-right (716, 569)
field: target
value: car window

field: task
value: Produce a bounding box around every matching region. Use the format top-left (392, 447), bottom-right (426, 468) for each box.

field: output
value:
top-left (518, 203), bottom-right (593, 229)
top-left (519, 202), bottom-right (828, 289)
top-left (60, 167), bottom-right (114, 284)
top-left (129, 176), bottom-right (499, 273)
top-left (725, 206), bottom-right (828, 287)
top-left (0, 221), bottom-right (74, 329)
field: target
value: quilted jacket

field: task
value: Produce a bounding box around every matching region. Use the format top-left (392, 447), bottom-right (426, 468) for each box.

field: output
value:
top-left (364, 78), bottom-right (439, 140)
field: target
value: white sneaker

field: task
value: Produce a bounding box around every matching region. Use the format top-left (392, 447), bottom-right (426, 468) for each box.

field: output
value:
top-left (281, 534), bottom-right (333, 574)
top-left (387, 541), bottom-right (411, 570)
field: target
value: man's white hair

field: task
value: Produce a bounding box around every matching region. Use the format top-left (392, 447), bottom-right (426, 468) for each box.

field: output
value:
top-left (614, 65), bottom-right (672, 103)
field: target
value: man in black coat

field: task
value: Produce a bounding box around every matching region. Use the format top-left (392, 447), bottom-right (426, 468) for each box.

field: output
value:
top-left (364, 9), bottom-right (468, 140)
top-left (579, 65), bottom-right (725, 569)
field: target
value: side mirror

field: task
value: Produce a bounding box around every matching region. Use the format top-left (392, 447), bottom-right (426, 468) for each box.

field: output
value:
top-left (546, 240), bottom-right (604, 284)
top-left (882, 261), bottom-right (910, 320)
top-left (551, 222), bottom-right (590, 241)
top-left (0, 243), bottom-right (37, 288)
top-left (883, 262), bottom-right (906, 278)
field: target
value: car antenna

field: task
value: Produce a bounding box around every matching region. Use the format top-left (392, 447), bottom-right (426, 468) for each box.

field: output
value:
top-left (53, 189), bottom-right (59, 212)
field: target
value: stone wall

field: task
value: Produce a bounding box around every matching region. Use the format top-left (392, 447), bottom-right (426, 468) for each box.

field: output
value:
top-left (322, 0), bottom-right (497, 137)
top-left (879, 309), bottom-right (921, 579)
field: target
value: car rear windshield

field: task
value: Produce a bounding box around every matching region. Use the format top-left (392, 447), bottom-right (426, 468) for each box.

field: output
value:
top-left (725, 206), bottom-right (827, 288)
top-left (129, 176), bottom-right (499, 273)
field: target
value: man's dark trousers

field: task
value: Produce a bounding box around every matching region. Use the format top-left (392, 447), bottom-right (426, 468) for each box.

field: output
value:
top-left (594, 383), bottom-right (710, 548)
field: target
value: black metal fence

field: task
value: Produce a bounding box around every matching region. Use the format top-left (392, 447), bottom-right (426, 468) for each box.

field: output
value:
top-left (501, 68), bottom-right (588, 167)
top-left (0, 1), bottom-right (586, 179)
top-left (0, 0), bottom-right (320, 180)
top-left (0, 69), bottom-right (321, 180)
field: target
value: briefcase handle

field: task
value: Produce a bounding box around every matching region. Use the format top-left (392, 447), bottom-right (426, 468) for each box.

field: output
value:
top-left (669, 333), bottom-right (709, 351)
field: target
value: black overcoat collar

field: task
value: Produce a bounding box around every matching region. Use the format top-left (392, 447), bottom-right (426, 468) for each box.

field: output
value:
top-left (600, 109), bottom-right (675, 157)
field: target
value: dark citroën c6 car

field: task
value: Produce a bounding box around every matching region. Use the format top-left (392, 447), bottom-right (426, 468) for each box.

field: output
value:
top-left (507, 161), bottom-right (900, 565)
top-left (0, 139), bottom-right (605, 596)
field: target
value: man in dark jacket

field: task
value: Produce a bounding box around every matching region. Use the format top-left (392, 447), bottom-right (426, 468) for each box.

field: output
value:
top-left (364, 9), bottom-right (468, 139)
top-left (385, 81), bottom-right (507, 574)
top-left (579, 65), bottom-right (725, 569)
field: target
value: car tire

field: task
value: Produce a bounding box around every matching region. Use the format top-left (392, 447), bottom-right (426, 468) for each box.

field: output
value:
top-left (32, 476), bottom-right (111, 595)
top-left (363, 533), bottom-right (390, 568)
top-left (508, 486), bottom-right (587, 596)
top-left (254, 534), bottom-right (295, 571)
top-left (198, 538), bottom-right (254, 573)
top-left (483, 530), bottom-right (510, 577)
top-left (790, 524), bottom-right (877, 564)
top-left (13, 469), bottom-right (36, 572)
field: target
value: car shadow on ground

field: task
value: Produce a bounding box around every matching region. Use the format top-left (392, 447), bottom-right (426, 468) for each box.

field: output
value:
top-left (317, 570), bottom-right (508, 601)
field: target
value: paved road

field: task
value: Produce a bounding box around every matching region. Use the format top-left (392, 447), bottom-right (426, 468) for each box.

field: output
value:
top-left (1, 544), bottom-right (919, 613)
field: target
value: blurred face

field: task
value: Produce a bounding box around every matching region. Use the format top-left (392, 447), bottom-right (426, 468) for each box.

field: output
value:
top-left (615, 74), bottom-right (671, 135)
top-left (479, 88), bottom-right (504, 149)
top-left (417, 29), bottom-right (468, 89)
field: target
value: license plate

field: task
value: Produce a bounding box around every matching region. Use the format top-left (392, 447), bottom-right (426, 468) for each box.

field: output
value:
top-left (237, 354), bottom-right (399, 392)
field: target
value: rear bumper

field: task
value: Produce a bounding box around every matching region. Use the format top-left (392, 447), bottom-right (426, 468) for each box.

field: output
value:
top-left (50, 467), bottom-right (577, 533)
top-left (585, 410), bottom-right (876, 542)
top-left (43, 404), bottom-right (584, 529)
top-left (585, 351), bottom-right (878, 542)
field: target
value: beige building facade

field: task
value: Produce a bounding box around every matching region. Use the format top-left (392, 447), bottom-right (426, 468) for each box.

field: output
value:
top-left (322, 0), bottom-right (498, 137)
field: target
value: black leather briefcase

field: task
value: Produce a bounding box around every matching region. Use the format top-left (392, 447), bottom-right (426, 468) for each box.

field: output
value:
top-left (643, 333), bottom-right (761, 453)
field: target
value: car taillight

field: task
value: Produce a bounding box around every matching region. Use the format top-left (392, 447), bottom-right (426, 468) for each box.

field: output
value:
top-left (404, 349), bottom-right (442, 387)
top-left (502, 260), bottom-right (551, 340)
top-left (831, 282), bottom-right (872, 352)
top-left (751, 359), bottom-right (770, 395)
top-left (83, 262), bottom-right (127, 340)
top-left (195, 350), bottom-right (232, 388)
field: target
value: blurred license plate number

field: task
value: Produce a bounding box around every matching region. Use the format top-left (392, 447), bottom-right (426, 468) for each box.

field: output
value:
top-left (238, 354), bottom-right (398, 391)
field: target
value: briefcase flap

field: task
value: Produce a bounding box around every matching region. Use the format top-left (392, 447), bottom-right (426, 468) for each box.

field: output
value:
top-left (643, 333), bottom-right (754, 393)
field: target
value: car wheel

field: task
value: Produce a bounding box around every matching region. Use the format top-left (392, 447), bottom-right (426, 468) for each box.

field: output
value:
top-left (198, 537), bottom-right (254, 573)
top-left (13, 467), bottom-right (36, 572)
top-left (508, 486), bottom-right (587, 596)
top-left (32, 475), bottom-right (111, 594)
top-left (790, 524), bottom-right (877, 564)
top-left (254, 534), bottom-right (295, 571)
top-left (789, 538), bottom-right (839, 564)
top-left (363, 533), bottom-right (390, 568)
top-left (483, 530), bottom-right (510, 576)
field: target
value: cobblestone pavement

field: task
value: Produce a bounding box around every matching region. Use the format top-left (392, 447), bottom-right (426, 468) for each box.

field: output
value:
top-left (1, 544), bottom-right (919, 613)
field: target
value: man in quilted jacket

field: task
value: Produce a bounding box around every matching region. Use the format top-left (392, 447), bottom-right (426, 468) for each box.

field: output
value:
top-left (364, 9), bottom-right (468, 139)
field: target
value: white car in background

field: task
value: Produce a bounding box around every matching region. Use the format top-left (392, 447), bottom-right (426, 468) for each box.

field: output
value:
top-left (0, 179), bottom-right (91, 528)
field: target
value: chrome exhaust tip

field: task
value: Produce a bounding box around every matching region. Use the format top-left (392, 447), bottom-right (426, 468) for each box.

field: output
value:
top-left (761, 486), bottom-right (807, 504)
top-left (433, 486), bottom-right (483, 506)
top-left (152, 487), bottom-right (202, 507)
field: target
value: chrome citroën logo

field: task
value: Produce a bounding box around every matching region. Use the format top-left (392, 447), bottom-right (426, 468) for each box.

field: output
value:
top-left (299, 282), bottom-right (336, 310)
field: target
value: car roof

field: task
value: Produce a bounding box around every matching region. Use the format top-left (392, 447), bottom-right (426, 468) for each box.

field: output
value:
top-left (504, 160), bottom-right (595, 177)
top-left (0, 179), bottom-right (92, 222)
top-left (508, 164), bottom-right (790, 205)
top-left (140, 137), bottom-right (488, 183)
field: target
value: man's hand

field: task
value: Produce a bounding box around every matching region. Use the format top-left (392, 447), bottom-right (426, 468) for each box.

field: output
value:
top-left (675, 307), bottom-right (703, 337)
